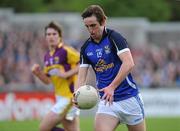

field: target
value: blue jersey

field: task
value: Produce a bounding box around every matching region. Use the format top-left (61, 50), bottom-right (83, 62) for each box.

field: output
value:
top-left (80, 28), bottom-right (138, 101)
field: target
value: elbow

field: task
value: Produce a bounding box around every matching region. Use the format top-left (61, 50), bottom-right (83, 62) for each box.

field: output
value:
top-left (44, 79), bottom-right (51, 85)
top-left (75, 66), bottom-right (79, 74)
top-left (44, 81), bottom-right (50, 85)
top-left (63, 75), bottom-right (68, 79)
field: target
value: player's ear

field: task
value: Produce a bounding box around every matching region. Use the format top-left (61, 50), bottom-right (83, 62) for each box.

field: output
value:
top-left (58, 37), bottom-right (62, 43)
top-left (101, 19), bottom-right (106, 26)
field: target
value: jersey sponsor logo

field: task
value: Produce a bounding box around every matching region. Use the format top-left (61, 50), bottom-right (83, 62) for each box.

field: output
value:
top-left (87, 52), bottom-right (93, 56)
top-left (104, 45), bottom-right (111, 54)
top-left (94, 59), bottom-right (114, 72)
top-left (54, 57), bottom-right (59, 64)
top-left (96, 49), bottom-right (103, 58)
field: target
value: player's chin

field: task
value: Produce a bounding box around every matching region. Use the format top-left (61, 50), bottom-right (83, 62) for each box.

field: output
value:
top-left (90, 34), bottom-right (96, 38)
top-left (49, 43), bottom-right (58, 47)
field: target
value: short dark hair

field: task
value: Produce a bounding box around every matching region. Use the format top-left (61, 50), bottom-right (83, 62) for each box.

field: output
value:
top-left (81, 5), bottom-right (107, 25)
top-left (45, 21), bottom-right (62, 37)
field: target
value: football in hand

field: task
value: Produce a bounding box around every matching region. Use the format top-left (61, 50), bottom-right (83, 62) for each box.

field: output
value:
top-left (75, 85), bottom-right (99, 109)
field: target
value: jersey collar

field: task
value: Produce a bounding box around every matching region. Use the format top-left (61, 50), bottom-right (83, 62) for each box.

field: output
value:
top-left (49, 42), bottom-right (63, 56)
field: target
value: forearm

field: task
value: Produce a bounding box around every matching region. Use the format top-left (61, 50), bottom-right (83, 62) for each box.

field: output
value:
top-left (34, 71), bottom-right (51, 84)
top-left (75, 67), bottom-right (88, 91)
top-left (63, 66), bottom-right (79, 78)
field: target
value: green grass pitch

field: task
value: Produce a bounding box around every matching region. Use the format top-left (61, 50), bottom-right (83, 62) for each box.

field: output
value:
top-left (0, 117), bottom-right (180, 131)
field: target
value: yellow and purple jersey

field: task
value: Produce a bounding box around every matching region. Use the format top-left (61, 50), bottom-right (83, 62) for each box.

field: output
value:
top-left (43, 43), bottom-right (79, 98)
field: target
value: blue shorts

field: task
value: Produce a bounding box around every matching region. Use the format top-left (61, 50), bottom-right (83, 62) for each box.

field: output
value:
top-left (96, 94), bottom-right (145, 125)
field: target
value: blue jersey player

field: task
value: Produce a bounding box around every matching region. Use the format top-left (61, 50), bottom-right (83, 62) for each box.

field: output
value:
top-left (75, 5), bottom-right (146, 131)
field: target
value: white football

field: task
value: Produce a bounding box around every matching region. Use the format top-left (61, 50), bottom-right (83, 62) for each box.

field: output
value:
top-left (75, 85), bottom-right (99, 109)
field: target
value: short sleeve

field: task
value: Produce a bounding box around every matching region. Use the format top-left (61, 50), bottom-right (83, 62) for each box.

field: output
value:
top-left (64, 46), bottom-right (80, 64)
top-left (79, 47), bottom-right (90, 68)
top-left (110, 31), bottom-right (130, 55)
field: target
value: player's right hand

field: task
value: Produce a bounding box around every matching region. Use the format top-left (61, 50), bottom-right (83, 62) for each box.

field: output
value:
top-left (72, 92), bottom-right (79, 108)
top-left (99, 86), bottom-right (114, 106)
top-left (31, 64), bottom-right (41, 75)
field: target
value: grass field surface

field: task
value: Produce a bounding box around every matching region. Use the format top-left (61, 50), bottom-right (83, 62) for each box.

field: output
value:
top-left (0, 117), bottom-right (180, 131)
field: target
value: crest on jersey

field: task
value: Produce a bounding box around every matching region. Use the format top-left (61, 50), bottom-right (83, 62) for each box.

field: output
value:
top-left (104, 45), bottom-right (111, 54)
top-left (54, 57), bottom-right (59, 64)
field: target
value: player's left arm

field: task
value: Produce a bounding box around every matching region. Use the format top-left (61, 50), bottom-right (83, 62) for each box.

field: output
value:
top-left (101, 31), bottom-right (135, 104)
top-left (101, 50), bottom-right (135, 104)
top-left (109, 50), bottom-right (135, 89)
top-left (109, 31), bottom-right (135, 89)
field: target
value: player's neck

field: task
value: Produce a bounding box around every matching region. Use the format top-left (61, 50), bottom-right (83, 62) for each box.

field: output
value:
top-left (90, 26), bottom-right (105, 43)
top-left (49, 45), bottom-right (56, 51)
top-left (93, 31), bottom-right (104, 43)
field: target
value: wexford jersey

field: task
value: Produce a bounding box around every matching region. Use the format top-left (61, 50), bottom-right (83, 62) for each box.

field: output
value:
top-left (43, 43), bottom-right (79, 98)
top-left (80, 28), bottom-right (138, 101)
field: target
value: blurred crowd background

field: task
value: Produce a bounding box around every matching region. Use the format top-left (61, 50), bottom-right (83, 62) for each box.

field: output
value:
top-left (0, 20), bottom-right (179, 91)
top-left (0, 0), bottom-right (180, 91)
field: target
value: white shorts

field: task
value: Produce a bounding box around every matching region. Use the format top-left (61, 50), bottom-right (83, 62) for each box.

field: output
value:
top-left (51, 96), bottom-right (80, 121)
top-left (96, 94), bottom-right (145, 125)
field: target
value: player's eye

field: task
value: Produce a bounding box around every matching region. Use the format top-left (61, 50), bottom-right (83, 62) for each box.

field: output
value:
top-left (90, 24), bottom-right (96, 28)
top-left (85, 25), bottom-right (89, 28)
top-left (85, 24), bottom-right (96, 30)
top-left (46, 33), bottom-right (57, 36)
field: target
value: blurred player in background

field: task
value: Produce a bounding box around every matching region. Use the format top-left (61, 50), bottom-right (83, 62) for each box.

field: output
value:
top-left (32, 21), bottom-right (80, 131)
top-left (75, 5), bottom-right (146, 131)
